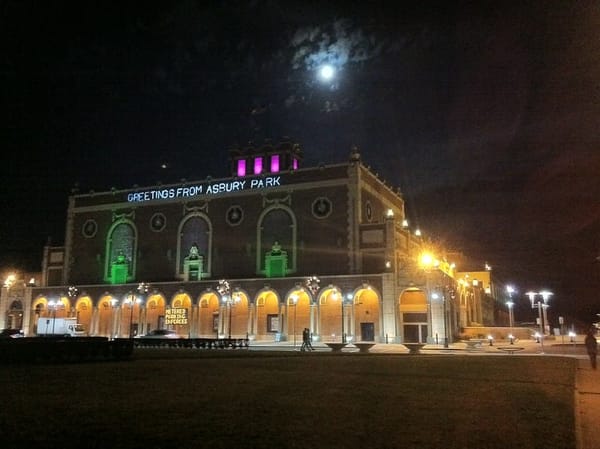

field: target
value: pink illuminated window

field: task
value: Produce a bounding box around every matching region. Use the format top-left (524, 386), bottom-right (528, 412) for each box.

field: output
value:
top-left (292, 158), bottom-right (298, 170)
top-left (270, 154), bottom-right (280, 173)
top-left (237, 159), bottom-right (246, 177)
top-left (254, 157), bottom-right (263, 175)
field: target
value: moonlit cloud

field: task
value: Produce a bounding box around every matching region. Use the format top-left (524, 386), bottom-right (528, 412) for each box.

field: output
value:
top-left (290, 19), bottom-right (382, 72)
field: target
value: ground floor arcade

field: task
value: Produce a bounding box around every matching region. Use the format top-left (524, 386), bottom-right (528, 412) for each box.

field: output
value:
top-left (17, 274), bottom-right (472, 344)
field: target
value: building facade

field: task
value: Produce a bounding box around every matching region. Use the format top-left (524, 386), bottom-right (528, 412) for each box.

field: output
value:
top-left (4, 141), bottom-right (499, 344)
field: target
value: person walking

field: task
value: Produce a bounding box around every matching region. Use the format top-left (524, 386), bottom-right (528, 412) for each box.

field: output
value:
top-left (306, 328), bottom-right (314, 351)
top-left (300, 327), bottom-right (308, 351)
top-left (584, 327), bottom-right (597, 370)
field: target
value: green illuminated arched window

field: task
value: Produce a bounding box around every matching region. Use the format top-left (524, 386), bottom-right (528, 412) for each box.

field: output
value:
top-left (105, 220), bottom-right (136, 284)
top-left (177, 214), bottom-right (211, 278)
top-left (257, 206), bottom-right (296, 276)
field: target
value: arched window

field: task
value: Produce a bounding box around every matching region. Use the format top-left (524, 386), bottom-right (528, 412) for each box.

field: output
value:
top-left (257, 206), bottom-right (296, 274)
top-left (105, 220), bottom-right (136, 283)
top-left (177, 214), bottom-right (211, 278)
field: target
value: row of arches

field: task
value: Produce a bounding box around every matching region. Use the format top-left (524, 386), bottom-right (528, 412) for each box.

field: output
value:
top-left (24, 282), bottom-right (467, 343)
top-left (30, 284), bottom-right (393, 342)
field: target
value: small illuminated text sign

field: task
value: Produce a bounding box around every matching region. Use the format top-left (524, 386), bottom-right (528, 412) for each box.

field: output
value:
top-left (165, 308), bottom-right (188, 325)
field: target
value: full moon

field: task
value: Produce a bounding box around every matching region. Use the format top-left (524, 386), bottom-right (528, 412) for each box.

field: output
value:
top-left (319, 64), bottom-right (335, 81)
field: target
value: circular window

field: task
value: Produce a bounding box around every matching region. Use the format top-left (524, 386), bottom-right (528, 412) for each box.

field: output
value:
top-left (82, 219), bottom-right (98, 238)
top-left (365, 201), bottom-right (373, 222)
top-left (150, 213), bottom-right (166, 232)
top-left (226, 206), bottom-right (244, 226)
top-left (312, 197), bottom-right (332, 219)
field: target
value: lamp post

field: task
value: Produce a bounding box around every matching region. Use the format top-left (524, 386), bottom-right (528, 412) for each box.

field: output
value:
top-left (225, 293), bottom-right (241, 340)
top-left (126, 295), bottom-right (135, 339)
top-left (540, 290), bottom-right (552, 334)
top-left (137, 282), bottom-right (149, 336)
top-left (216, 280), bottom-right (240, 339)
top-left (48, 300), bottom-right (57, 336)
top-left (332, 289), bottom-right (347, 343)
top-left (441, 291), bottom-right (449, 349)
top-left (305, 276), bottom-right (320, 342)
top-left (506, 285), bottom-right (515, 343)
top-left (67, 285), bottom-right (79, 323)
top-left (526, 290), bottom-right (552, 353)
top-left (419, 252), bottom-right (439, 344)
top-left (216, 280), bottom-right (230, 338)
top-left (290, 294), bottom-right (298, 348)
top-left (110, 298), bottom-right (119, 339)
top-left (126, 289), bottom-right (145, 339)
top-left (431, 290), bottom-right (449, 348)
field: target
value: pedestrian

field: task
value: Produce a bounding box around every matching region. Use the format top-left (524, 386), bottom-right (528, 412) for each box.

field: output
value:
top-left (306, 328), bottom-right (314, 351)
top-left (584, 327), bottom-right (597, 370)
top-left (300, 327), bottom-right (308, 351)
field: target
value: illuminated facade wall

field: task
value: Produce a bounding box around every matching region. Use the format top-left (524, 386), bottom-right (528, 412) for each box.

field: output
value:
top-left (13, 142), bottom-right (488, 343)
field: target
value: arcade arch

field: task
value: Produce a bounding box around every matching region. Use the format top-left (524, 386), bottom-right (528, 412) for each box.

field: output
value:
top-left (198, 292), bottom-right (220, 338)
top-left (398, 288), bottom-right (428, 343)
top-left (255, 290), bottom-right (280, 339)
top-left (145, 293), bottom-right (166, 335)
top-left (285, 287), bottom-right (310, 345)
top-left (170, 292), bottom-right (192, 337)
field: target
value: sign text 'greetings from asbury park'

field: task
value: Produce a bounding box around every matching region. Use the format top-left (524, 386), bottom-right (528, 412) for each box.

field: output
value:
top-left (127, 176), bottom-right (283, 202)
top-left (165, 308), bottom-right (188, 325)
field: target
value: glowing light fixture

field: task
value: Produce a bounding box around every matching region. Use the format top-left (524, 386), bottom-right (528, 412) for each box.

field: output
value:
top-left (254, 157), bottom-right (263, 175)
top-left (270, 154), bottom-right (280, 173)
top-left (237, 159), bottom-right (246, 177)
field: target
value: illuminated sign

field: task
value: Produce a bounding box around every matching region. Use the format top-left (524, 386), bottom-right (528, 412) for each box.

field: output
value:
top-left (165, 308), bottom-right (188, 325)
top-left (127, 176), bottom-right (282, 203)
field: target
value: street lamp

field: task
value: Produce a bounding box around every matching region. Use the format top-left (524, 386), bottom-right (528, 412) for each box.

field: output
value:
top-left (526, 290), bottom-right (553, 353)
top-left (216, 280), bottom-right (240, 339)
top-left (290, 294), bottom-right (298, 348)
top-left (126, 296), bottom-right (134, 338)
top-left (216, 279), bottom-right (230, 338)
top-left (431, 290), bottom-right (449, 348)
top-left (110, 298), bottom-right (119, 338)
top-left (126, 289), bottom-right (145, 339)
top-left (331, 289), bottom-right (348, 343)
top-left (506, 285), bottom-right (515, 342)
top-left (137, 282), bottom-right (149, 336)
top-left (68, 286), bottom-right (78, 320)
top-left (47, 300), bottom-right (58, 335)
top-left (304, 276), bottom-right (320, 344)
top-left (306, 276), bottom-right (320, 297)
top-left (539, 290), bottom-right (552, 334)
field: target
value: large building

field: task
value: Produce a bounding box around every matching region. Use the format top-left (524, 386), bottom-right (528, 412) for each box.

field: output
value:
top-left (2, 140), bottom-right (501, 343)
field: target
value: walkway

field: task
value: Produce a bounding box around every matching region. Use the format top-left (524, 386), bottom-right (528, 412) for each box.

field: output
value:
top-left (576, 358), bottom-right (600, 449)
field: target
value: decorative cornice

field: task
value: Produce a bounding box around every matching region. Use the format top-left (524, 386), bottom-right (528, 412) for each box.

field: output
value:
top-left (112, 210), bottom-right (135, 222)
top-left (262, 194), bottom-right (291, 208)
top-left (184, 202), bottom-right (209, 214)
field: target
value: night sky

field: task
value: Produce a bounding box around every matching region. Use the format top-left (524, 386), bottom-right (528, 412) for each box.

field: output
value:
top-left (2, 1), bottom-right (599, 324)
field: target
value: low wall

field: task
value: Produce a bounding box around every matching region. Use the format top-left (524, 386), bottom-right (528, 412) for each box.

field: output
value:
top-left (0, 337), bottom-right (133, 364)
top-left (460, 326), bottom-right (541, 341)
top-left (134, 337), bottom-right (249, 349)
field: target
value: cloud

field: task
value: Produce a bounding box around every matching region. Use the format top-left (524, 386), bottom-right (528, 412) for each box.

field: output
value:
top-left (290, 19), bottom-right (381, 72)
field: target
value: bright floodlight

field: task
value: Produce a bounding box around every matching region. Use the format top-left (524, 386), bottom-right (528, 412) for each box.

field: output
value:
top-left (319, 64), bottom-right (335, 81)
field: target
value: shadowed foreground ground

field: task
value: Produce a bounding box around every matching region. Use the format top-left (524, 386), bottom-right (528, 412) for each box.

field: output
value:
top-left (0, 350), bottom-right (577, 449)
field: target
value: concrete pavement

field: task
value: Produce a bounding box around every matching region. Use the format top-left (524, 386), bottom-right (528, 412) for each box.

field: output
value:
top-left (576, 358), bottom-right (600, 449)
